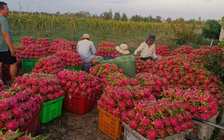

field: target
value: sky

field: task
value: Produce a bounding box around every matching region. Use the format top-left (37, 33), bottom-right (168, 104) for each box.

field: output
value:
top-left (5, 0), bottom-right (224, 20)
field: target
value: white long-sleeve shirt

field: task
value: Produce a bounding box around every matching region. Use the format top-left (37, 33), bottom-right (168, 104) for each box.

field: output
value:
top-left (77, 39), bottom-right (96, 63)
top-left (134, 42), bottom-right (157, 59)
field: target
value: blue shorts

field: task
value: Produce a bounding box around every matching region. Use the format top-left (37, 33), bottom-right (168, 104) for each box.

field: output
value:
top-left (0, 49), bottom-right (17, 64)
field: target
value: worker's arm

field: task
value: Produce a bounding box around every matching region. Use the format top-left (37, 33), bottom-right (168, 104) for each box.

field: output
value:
top-left (3, 32), bottom-right (15, 56)
top-left (76, 43), bottom-right (80, 53)
top-left (151, 44), bottom-right (157, 59)
top-left (134, 43), bottom-right (144, 55)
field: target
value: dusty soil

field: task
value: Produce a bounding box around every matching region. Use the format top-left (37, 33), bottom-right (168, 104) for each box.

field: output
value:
top-left (37, 107), bottom-right (112, 140)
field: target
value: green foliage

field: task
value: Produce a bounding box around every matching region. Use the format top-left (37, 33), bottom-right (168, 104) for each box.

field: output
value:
top-left (171, 23), bottom-right (197, 45)
top-left (194, 34), bottom-right (210, 45)
top-left (0, 129), bottom-right (48, 140)
top-left (100, 9), bottom-right (113, 20)
top-left (202, 19), bottom-right (221, 39)
top-left (148, 15), bottom-right (156, 22)
top-left (114, 12), bottom-right (121, 21)
top-left (142, 17), bottom-right (149, 22)
top-left (121, 13), bottom-right (128, 21)
top-left (222, 16), bottom-right (224, 27)
top-left (202, 53), bottom-right (224, 83)
top-left (188, 18), bottom-right (197, 24)
top-left (74, 11), bottom-right (91, 19)
top-left (166, 17), bottom-right (172, 23)
top-left (130, 15), bottom-right (144, 22)
top-left (155, 15), bottom-right (162, 22)
top-left (192, 34), bottom-right (220, 46)
top-left (218, 38), bottom-right (224, 49)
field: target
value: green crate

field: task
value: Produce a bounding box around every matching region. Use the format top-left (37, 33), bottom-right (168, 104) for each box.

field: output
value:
top-left (21, 59), bottom-right (38, 71)
top-left (66, 65), bottom-right (83, 71)
top-left (40, 96), bottom-right (65, 123)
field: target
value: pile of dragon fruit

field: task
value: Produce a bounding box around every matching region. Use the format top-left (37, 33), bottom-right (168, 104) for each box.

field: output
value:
top-left (156, 45), bottom-right (171, 56)
top-left (96, 46), bottom-right (224, 139)
top-left (15, 44), bottom-right (47, 59)
top-left (135, 56), bottom-right (154, 73)
top-left (20, 36), bottom-right (35, 46)
top-left (35, 38), bottom-right (51, 55)
top-left (56, 50), bottom-right (83, 67)
top-left (32, 55), bottom-right (65, 74)
top-left (1, 36), bottom-right (224, 139)
top-left (96, 41), bottom-right (118, 57)
top-left (58, 70), bottom-right (101, 96)
top-left (48, 39), bottom-right (77, 55)
top-left (0, 88), bottom-right (43, 130)
top-left (15, 37), bottom-right (77, 59)
top-left (172, 46), bottom-right (194, 55)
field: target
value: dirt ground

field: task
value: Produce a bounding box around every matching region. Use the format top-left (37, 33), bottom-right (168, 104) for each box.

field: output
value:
top-left (37, 106), bottom-right (112, 140)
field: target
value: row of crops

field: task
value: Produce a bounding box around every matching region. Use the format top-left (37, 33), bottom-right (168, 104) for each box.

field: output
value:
top-left (8, 14), bottom-right (203, 39)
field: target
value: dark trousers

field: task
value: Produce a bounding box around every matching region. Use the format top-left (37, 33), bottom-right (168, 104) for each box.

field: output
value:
top-left (82, 63), bottom-right (92, 73)
top-left (140, 56), bottom-right (154, 61)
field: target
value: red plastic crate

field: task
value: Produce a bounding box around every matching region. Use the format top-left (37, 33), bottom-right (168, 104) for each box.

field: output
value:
top-left (19, 107), bottom-right (42, 136)
top-left (63, 93), bottom-right (97, 115)
top-left (2, 107), bottom-right (41, 136)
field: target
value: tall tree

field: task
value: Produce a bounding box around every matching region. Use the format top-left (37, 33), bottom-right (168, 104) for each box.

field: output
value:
top-left (74, 11), bottom-right (91, 19)
top-left (99, 14), bottom-right (103, 19)
top-left (121, 13), bottom-right (128, 21)
top-left (197, 17), bottom-right (202, 25)
top-left (108, 9), bottom-right (113, 20)
top-left (92, 14), bottom-right (99, 19)
top-left (166, 17), bottom-right (172, 23)
top-left (155, 15), bottom-right (162, 23)
top-left (56, 11), bottom-right (60, 16)
top-left (114, 12), bottom-right (121, 21)
top-left (131, 15), bottom-right (142, 22)
top-left (188, 18), bottom-right (196, 24)
top-left (101, 9), bottom-right (113, 20)
top-left (143, 17), bottom-right (149, 22)
top-left (148, 15), bottom-right (155, 22)
top-left (178, 17), bottom-right (185, 24)
top-left (202, 19), bottom-right (221, 45)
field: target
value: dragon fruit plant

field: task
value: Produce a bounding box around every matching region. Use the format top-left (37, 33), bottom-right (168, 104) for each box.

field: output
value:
top-left (0, 129), bottom-right (48, 140)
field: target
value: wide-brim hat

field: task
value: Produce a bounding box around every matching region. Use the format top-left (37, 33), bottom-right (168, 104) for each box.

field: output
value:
top-left (145, 34), bottom-right (156, 41)
top-left (80, 34), bottom-right (90, 39)
top-left (115, 44), bottom-right (130, 54)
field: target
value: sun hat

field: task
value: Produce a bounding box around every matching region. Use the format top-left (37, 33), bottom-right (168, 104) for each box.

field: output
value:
top-left (115, 44), bottom-right (130, 54)
top-left (81, 34), bottom-right (90, 39)
top-left (145, 34), bottom-right (156, 41)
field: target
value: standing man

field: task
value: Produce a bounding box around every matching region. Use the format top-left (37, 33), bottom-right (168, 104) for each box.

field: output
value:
top-left (134, 34), bottom-right (158, 61)
top-left (0, 2), bottom-right (17, 83)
